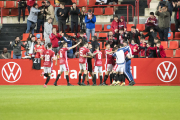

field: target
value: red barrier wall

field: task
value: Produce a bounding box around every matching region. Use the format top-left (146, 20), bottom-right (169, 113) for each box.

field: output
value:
top-left (0, 58), bottom-right (180, 86)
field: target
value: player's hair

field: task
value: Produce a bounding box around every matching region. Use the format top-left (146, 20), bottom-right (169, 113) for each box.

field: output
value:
top-left (64, 33), bottom-right (69, 38)
top-left (119, 44), bottom-right (124, 48)
top-left (95, 45), bottom-right (99, 50)
top-left (62, 41), bottom-right (67, 46)
top-left (47, 43), bottom-right (52, 48)
top-left (113, 46), bottom-right (118, 51)
top-left (154, 37), bottom-right (159, 40)
top-left (131, 26), bottom-right (136, 29)
top-left (83, 41), bottom-right (88, 46)
top-left (150, 12), bottom-right (154, 15)
top-left (123, 41), bottom-right (128, 45)
top-left (105, 42), bottom-right (110, 47)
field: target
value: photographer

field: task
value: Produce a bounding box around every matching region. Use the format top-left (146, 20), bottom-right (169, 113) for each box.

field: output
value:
top-left (37, 1), bottom-right (46, 33)
top-left (10, 37), bottom-right (27, 59)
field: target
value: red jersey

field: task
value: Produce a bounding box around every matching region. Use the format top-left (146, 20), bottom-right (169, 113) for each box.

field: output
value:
top-left (34, 45), bottom-right (46, 58)
top-left (129, 44), bottom-right (139, 55)
top-left (105, 48), bottom-right (113, 64)
top-left (139, 43), bottom-right (147, 57)
top-left (93, 50), bottom-right (102, 66)
top-left (42, 49), bottom-right (55, 67)
top-left (58, 47), bottom-right (69, 65)
top-left (79, 47), bottom-right (90, 64)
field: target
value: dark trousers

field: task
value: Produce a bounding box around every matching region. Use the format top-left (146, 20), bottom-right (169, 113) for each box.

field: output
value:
top-left (145, 25), bottom-right (158, 32)
top-left (175, 19), bottom-right (180, 32)
top-left (134, 55), bottom-right (139, 58)
top-left (159, 27), bottom-right (169, 41)
top-left (36, 19), bottom-right (44, 33)
top-left (27, 5), bottom-right (31, 13)
top-left (58, 20), bottom-right (66, 33)
top-left (71, 21), bottom-right (78, 35)
top-left (18, 7), bottom-right (25, 22)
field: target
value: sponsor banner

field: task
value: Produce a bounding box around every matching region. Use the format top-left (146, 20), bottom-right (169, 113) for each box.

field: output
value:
top-left (0, 59), bottom-right (180, 85)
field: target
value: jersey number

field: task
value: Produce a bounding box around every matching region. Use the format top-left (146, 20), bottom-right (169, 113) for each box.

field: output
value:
top-left (45, 55), bottom-right (50, 61)
top-left (98, 54), bottom-right (101, 59)
top-left (80, 49), bottom-right (83, 56)
top-left (60, 52), bottom-right (63, 58)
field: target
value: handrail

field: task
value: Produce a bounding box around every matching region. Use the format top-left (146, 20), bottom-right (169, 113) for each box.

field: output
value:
top-left (135, 0), bottom-right (139, 24)
top-left (1, 4), bottom-right (134, 24)
top-left (147, 0), bottom-right (151, 8)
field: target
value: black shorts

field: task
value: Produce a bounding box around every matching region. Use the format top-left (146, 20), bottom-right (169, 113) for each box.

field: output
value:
top-left (87, 58), bottom-right (92, 72)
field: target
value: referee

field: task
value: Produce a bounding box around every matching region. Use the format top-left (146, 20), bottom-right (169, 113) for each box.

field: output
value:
top-left (86, 43), bottom-right (94, 85)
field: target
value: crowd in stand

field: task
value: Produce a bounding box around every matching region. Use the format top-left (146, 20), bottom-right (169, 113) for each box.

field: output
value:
top-left (2, 0), bottom-right (180, 59)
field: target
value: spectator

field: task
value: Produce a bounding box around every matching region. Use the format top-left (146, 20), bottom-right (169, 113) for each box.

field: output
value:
top-left (129, 39), bottom-right (139, 58)
top-left (95, 0), bottom-right (107, 5)
top-left (44, 17), bottom-right (53, 46)
top-left (85, 9), bottom-right (96, 42)
top-left (145, 12), bottom-right (158, 32)
top-left (91, 36), bottom-right (99, 52)
top-left (172, 1), bottom-right (180, 32)
top-left (111, 15), bottom-right (119, 34)
top-left (107, 0), bottom-right (118, 14)
top-left (147, 40), bottom-right (166, 58)
top-left (155, 6), bottom-right (170, 41)
top-left (115, 28), bottom-right (128, 44)
top-left (70, 3), bottom-right (80, 35)
top-left (77, 31), bottom-right (87, 42)
top-left (57, 2), bottom-right (69, 33)
top-left (106, 31), bottom-right (117, 48)
top-left (26, 3), bottom-right (43, 34)
top-left (10, 36), bottom-right (27, 59)
top-left (45, 1), bottom-right (55, 23)
top-left (50, 28), bottom-right (62, 55)
top-left (27, 0), bottom-right (35, 13)
top-left (0, 48), bottom-right (11, 59)
top-left (127, 26), bottom-right (141, 44)
top-left (79, 6), bottom-right (87, 33)
top-left (54, 0), bottom-right (60, 22)
top-left (138, 37), bottom-right (147, 58)
top-left (119, 16), bottom-right (127, 31)
top-left (27, 33), bottom-right (33, 42)
top-left (26, 35), bottom-right (36, 57)
top-left (36, 1), bottom-right (46, 33)
top-left (34, 38), bottom-right (46, 58)
top-left (143, 27), bottom-right (157, 47)
top-left (17, 0), bottom-right (26, 24)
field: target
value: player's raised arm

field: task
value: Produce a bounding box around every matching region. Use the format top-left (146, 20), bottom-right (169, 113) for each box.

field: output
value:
top-left (68, 40), bottom-right (81, 50)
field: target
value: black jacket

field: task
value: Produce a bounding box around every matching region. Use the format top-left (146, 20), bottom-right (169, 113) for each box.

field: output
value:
top-left (143, 32), bottom-right (157, 47)
top-left (91, 40), bottom-right (99, 52)
top-left (173, 5), bottom-right (180, 21)
top-left (79, 12), bottom-right (86, 23)
top-left (57, 7), bottom-right (69, 20)
top-left (38, 6), bottom-right (46, 20)
top-left (70, 7), bottom-right (80, 22)
top-left (127, 31), bottom-right (141, 44)
top-left (115, 33), bottom-right (128, 44)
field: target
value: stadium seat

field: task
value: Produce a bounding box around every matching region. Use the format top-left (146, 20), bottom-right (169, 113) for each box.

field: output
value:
top-left (11, 51), bottom-right (13, 59)
top-left (174, 49), bottom-right (180, 57)
top-left (98, 33), bottom-right (108, 39)
top-left (34, 33), bottom-right (43, 40)
top-left (95, 24), bottom-right (102, 32)
top-left (142, 32), bottom-right (149, 40)
top-left (0, 9), bottom-right (9, 16)
top-left (66, 33), bottom-right (75, 36)
top-left (171, 23), bottom-right (176, 32)
top-left (89, 33), bottom-right (97, 40)
top-left (161, 41), bottom-right (168, 49)
top-left (94, 8), bottom-right (103, 15)
top-left (72, 0), bottom-right (77, 3)
top-left (127, 24), bottom-right (134, 32)
top-left (0, 1), bottom-right (4, 8)
top-left (53, 25), bottom-right (58, 31)
top-left (78, 0), bottom-right (87, 6)
top-left (101, 49), bottom-right (105, 58)
top-left (104, 7), bottom-right (114, 15)
top-left (165, 50), bottom-right (174, 58)
top-left (21, 42), bottom-right (26, 51)
top-left (174, 32), bottom-right (180, 40)
top-left (104, 24), bottom-right (111, 32)
top-left (22, 33), bottom-right (29, 41)
top-left (5, 1), bottom-right (15, 8)
top-left (99, 42), bottom-right (105, 50)
top-left (22, 51), bottom-right (26, 58)
top-left (25, 9), bottom-right (29, 16)
top-left (89, 0), bottom-right (96, 6)
top-left (136, 24), bottom-right (145, 31)
top-left (10, 9), bottom-right (18, 16)
top-left (168, 32), bottom-right (173, 40)
top-left (168, 41), bottom-right (179, 49)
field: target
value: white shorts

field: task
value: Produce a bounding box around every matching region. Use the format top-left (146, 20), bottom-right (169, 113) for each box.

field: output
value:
top-left (94, 66), bottom-right (103, 73)
top-left (105, 64), bottom-right (113, 72)
top-left (113, 64), bottom-right (125, 73)
top-left (44, 67), bottom-right (51, 74)
top-left (60, 64), bottom-right (69, 72)
top-left (79, 63), bottom-right (88, 71)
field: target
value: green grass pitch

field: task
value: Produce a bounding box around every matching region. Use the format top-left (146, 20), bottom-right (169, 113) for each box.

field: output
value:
top-left (0, 86), bottom-right (180, 120)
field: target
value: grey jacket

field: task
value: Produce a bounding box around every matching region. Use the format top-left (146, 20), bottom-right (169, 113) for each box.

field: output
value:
top-left (155, 10), bottom-right (170, 29)
top-left (10, 41), bottom-right (26, 56)
top-left (44, 22), bottom-right (52, 38)
top-left (27, 7), bottom-right (41, 23)
top-left (25, 41), bottom-right (36, 55)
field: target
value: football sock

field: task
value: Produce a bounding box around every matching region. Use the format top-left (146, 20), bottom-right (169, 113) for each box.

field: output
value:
top-left (116, 74), bottom-right (119, 82)
top-left (44, 73), bottom-right (48, 77)
top-left (113, 73), bottom-right (117, 82)
top-left (110, 74), bottom-right (113, 83)
top-left (100, 76), bottom-right (102, 84)
top-left (55, 74), bottom-right (61, 83)
top-left (66, 75), bottom-right (69, 84)
top-left (45, 76), bottom-right (50, 85)
top-left (82, 74), bottom-right (86, 83)
top-left (93, 74), bottom-right (96, 84)
top-left (78, 73), bottom-right (82, 83)
top-left (122, 74), bottom-right (125, 82)
top-left (104, 75), bottom-right (108, 83)
top-left (87, 81), bottom-right (89, 84)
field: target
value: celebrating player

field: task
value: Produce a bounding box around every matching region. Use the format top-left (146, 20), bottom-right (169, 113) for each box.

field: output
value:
top-left (41, 43), bottom-right (56, 88)
top-left (103, 43), bottom-right (114, 85)
top-left (34, 38), bottom-right (46, 58)
top-left (54, 39), bottom-right (82, 86)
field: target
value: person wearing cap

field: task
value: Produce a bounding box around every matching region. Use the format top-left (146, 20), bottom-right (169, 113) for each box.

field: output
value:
top-left (45, 1), bottom-right (55, 24)
top-left (44, 17), bottom-right (53, 46)
top-left (85, 9), bottom-right (96, 42)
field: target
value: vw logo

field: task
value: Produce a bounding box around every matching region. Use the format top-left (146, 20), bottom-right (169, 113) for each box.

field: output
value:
top-left (156, 61), bottom-right (177, 83)
top-left (1, 62), bottom-right (22, 83)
